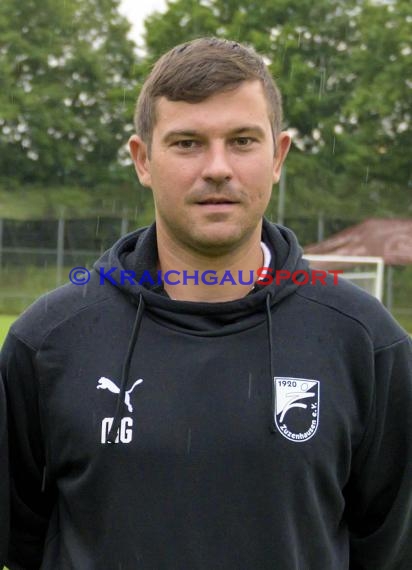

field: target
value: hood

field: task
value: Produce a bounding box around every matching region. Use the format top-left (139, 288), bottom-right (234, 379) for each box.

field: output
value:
top-left (93, 218), bottom-right (308, 334)
top-left (93, 218), bottom-right (308, 442)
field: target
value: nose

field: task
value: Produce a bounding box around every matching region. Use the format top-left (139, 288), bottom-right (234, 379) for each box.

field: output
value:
top-left (201, 142), bottom-right (233, 185)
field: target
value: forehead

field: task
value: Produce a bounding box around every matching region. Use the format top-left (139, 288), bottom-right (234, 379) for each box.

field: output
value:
top-left (152, 80), bottom-right (272, 138)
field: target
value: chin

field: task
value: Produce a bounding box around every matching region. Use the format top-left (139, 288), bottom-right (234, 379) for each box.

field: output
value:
top-left (187, 229), bottom-right (247, 255)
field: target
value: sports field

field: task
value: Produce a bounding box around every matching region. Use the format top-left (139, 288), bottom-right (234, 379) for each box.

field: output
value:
top-left (0, 315), bottom-right (16, 347)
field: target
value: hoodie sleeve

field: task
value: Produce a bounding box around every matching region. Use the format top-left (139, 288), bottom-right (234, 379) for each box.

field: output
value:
top-left (345, 335), bottom-right (412, 569)
top-left (0, 331), bottom-right (55, 570)
top-left (0, 371), bottom-right (9, 567)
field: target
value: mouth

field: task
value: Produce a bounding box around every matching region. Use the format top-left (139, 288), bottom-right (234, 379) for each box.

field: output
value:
top-left (197, 197), bottom-right (239, 205)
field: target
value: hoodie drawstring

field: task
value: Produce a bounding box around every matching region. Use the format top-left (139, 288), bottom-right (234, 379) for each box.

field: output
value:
top-left (107, 292), bottom-right (274, 441)
top-left (265, 293), bottom-right (277, 433)
top-left (107, 294), bottom-right (146, 444)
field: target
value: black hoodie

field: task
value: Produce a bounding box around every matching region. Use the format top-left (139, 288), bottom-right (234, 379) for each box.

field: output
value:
top-left (1, 220), bottom-right (412, 570)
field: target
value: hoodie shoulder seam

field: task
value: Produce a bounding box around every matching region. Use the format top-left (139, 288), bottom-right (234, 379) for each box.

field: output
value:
top-left (294, 289), bottom-right (406, 351)
top-left (6, 328), bottom-right (38, 353)
top-left (374, 334), bottom-right (410, 354)
top-left (11, 294), bottom-right (115, 351)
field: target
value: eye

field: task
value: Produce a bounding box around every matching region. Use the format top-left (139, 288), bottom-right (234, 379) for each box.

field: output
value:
top-left (173, 140), bottom-right (200, 149)
top-left (233, 137), bottom-right (256, 147)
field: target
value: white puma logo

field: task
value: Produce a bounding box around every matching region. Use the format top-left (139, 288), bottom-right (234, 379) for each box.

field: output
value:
top-left (97, 376), bottom-right (143, 412)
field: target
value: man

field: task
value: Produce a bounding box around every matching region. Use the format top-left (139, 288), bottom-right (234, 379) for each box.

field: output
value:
top-left (1, 37), bottom-right (412, 569)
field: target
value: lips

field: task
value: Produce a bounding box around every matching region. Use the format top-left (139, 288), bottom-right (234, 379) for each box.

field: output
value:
top-left (197, 197), bottom-right (238, 205)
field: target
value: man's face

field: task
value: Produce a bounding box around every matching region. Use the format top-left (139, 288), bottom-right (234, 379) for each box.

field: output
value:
top-left (129, 80), bottom-right (291, 257)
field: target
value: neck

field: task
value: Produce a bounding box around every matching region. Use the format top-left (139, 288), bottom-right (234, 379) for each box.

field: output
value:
top-left (156, 228), bottom-right (264, 302)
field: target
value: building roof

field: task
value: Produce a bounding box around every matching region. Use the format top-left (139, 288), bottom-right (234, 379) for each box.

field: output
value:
top-left (304, 218), bottom-right (412, 265)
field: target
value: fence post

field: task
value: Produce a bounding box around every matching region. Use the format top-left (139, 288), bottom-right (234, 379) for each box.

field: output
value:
top-left (317, 213), bottom-right (324, 242)
top-left (277, 167), bottom-right (286, 225)
top-left (56, 217), bottom-right (65, 287)
top-left (120, 215), bottom-right (129, 236)
top-left (385, 265), bottom-right (393, 311)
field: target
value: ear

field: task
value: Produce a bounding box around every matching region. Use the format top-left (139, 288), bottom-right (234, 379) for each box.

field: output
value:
top-left (272, 131), bottom-right (292, 184)
top-left (128, 134), bottom-right (152, 187)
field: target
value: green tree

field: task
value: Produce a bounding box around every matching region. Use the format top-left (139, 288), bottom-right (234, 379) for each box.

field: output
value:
top-left (143, 0), bottom-right (411, 219)
top-left (333, 0), bottom-right (412, 213)
top-left (0, 0), bottom-right (139, 191)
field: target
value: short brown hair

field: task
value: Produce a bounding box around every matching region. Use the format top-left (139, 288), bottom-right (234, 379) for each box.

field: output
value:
top-left (134, 37), bottom-right (283, 153)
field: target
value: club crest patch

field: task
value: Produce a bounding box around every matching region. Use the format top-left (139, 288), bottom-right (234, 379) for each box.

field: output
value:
top-left (274, 377), bottom-right (320, 442)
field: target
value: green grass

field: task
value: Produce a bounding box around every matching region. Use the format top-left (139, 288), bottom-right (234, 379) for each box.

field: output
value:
top-left (0, 314), bottom-right (16, 346)
top-left (0, 184), bottom-right (152, 221)
top-left (393, 310), bottom-right (412, 336)
top-left (0, 266), bottom-right (75, 315)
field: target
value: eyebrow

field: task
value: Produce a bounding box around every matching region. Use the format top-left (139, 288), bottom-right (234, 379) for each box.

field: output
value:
top-left (228, 126), bottom-right (266, 137)
top-left (162, 130), bottom-right (199, 144)
top-left (162, 125), bottom-right (267, 144)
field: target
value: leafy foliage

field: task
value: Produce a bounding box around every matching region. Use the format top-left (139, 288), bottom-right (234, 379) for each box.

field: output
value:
top-left (0, 0), bottom-right (410, 221)
top-left (0, 0), bottom-right (140, 189)
top-left (143, 0), bottom-right (411, 218)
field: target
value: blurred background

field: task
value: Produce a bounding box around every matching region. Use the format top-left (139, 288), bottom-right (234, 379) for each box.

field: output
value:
top-left (0, 0), bottom-right (411, 345)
